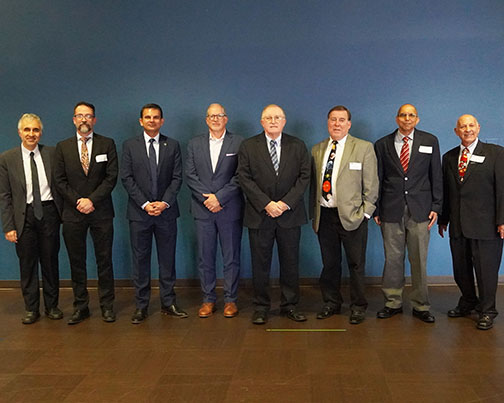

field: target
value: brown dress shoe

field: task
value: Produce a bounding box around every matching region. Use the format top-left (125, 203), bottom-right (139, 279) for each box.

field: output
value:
top-left (223, 302), bottom-right (238, 318)
top-left (198, 302), bottom-right (216, 318)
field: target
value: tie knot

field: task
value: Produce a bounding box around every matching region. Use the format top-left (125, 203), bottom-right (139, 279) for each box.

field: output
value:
top-left (270, 140), bottom-right (276, 147)
top-left (149, 138), bottom-right (155, 144)
top-left (403, 137), bottom-right (410, 144)
top-left (30, 151), bottom-right (35, 158)
top-left (463, 147), bottom-right (469, 154)
top-left (81, 136), bottom-right (89, 144)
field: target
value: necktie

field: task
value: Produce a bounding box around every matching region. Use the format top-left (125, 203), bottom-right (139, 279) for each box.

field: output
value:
top-left (81, 136), bottom-right (90, 175)
top-left (322, 140), bottom-right (337, 201)
top-left (269, 140), bottom-right (279, 175)
top-left (400, 136), bottom-right (410, 172)
top-left (458, 147), bottom-right (469, 181)
top-left (30, 152), bottom-right (43, 220)
top-left (149, 138), bottom-right (158, 200)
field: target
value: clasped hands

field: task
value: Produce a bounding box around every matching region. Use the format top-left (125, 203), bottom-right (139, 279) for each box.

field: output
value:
top-left (144, 201), bottom-right (167, 216)
top-left (265, 200), bottom-right (289, 218)
top-left (76, 198), bottom-right (95, 214)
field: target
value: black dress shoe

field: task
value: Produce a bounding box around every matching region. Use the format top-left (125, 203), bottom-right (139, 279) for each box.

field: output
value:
top-left (22, 311), bottom-right (40, 325)
top-left (316, 306), bottom-right (340, 319)
top-left (376, 306), bottom-right (403, 319)
top-left (102, 309), bottom-right (116, 323)
top-left (45, 307), bottom-right (63, 320)
top-left (252, 310), bottom-right (268, 325)
top-left (477, 314), bottom-right (493, 330)
top-left (131, 308), bottom-right (148, 324)
top-left (447, 306), bottom-right (472, 318)
top-left (412, 309), bottom-right (435, 323)
top-left (282, 309), bottom-right (307, 322)
top-left (349, 310), bottom-right (365, 325)
top-left (67, 308), bottom-right (90, 325)
top-left (161, 304), bottom-right (188, 318)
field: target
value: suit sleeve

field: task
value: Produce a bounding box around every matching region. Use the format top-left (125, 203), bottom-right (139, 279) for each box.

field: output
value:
top-left (308, 151), bottom-right (317, 220)
top-left (237, 141), bottom-right (271, 211)
top-left (120, 141), bottom-right (149, 207)
top-left (88, 138), bottom-right (118, 204)
top-left (53, 142), bottom-right (81, 206)
top-left (429, 137), bottom-right (443, 214)
top-left (161, 141), bottom-right (182, 206)
top-left (0, 153), bottom-right (15, 233)
top-left (361, 143), bottom-right (379, 216)
top-left (496, 146), bottom-right (504, 226)
top-left (438, 153), bottom-right (450, 226)
top-left (185, 139), bottom-right (211, 204)
top-left (281, 141), bottom-right (310, 209)
top-left (373, 142), bottom-right (383, 218)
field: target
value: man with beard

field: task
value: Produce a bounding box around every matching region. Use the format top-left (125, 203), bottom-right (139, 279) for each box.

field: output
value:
top-left (54, 101), bottom-right (118, 325)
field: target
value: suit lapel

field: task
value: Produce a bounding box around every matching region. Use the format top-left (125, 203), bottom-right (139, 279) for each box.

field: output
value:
top-left (14, 147), bottom-right (26, 192)
top-left (39, 145), bottom-right (51, 187)
top-left (214, 133), bottom-right (232, 174)
top-left (257, 133), bottom-right (277, 176)
top-left (200, 134), bottom-right (213, 174)
top-left (337, 135), bottom-right (354, 178)
top-left (277, 134), bottom-right (289, 178)
top-left (386, 131), bottom-right (404, 174)
top-left (464, 141), bottom-right (484, 182)
top-left (158, 134), bottom-right (169, 173)
top-left (408, 130), bottom-right (420, 169)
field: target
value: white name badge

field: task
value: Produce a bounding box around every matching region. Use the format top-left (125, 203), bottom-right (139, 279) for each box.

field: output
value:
top-left (95, 154), bottom-right (108, 162)
top-left (349, 162), bottom-right (362, 170)
top-left (419, 146), bottom-right (433, 154)
top-left (471, 155), bottom-right (485, 163)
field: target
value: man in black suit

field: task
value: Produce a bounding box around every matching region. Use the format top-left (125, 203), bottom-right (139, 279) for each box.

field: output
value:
top-left (374, 104), bottom-right (442, 323)
top-left (54, 101), bottom-right (118, 325)
top-left (238, 104), bottom-right (310, 325)
top-left (439, 114), bottom-right (504, 330)
top-left (121, 103), bottom-right (187, 324)
top-left (0, 113), bottom-right (62, 324)
top-left (185, 103), bottom-right (244, 319)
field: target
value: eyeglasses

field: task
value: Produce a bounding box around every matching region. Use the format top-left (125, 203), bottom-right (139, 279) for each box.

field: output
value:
top-left (262, 116), bottom-right (285, 122)
top-left (74, 114), bottom-right (95, 120)
top-left (207, 114), bottom-right (227, 120)
top-left (397, 113), bottom-right (417, 119)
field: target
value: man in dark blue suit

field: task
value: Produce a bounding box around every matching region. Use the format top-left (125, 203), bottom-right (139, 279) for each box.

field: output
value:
top-left (121, 103), bottom-right (187, 324)
top-left (186, 103), bottom-right (244, 318)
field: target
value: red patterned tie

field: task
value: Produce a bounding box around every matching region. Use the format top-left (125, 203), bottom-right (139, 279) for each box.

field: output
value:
top-left (400, 136), bottom-right (410, 172)
top-left (458, 147), bottom-right (469, 180)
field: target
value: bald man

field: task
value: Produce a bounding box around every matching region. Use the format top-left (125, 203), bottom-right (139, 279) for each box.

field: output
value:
top-left (374, 104), bottom-right (442, 323)
top-left (186, 103), bottom-right (244, 318)
top-left (439, 114), bottom-right (504, 330)
top-left (238, 104), bottom-right (310, 325)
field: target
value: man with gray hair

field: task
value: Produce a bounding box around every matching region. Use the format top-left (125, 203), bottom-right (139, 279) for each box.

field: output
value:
top-left (0, 113), bottom-right (62, 324)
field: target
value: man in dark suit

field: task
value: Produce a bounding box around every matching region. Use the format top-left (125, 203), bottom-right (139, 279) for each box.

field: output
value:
top-left (121, 103), bottom-right (187, 324)
top-left (54, 101), bottom-right (118, 325)
top-left (238, 104), bottom-right (310, 325)
top-left (439, 114), bottom-right (504, 330)
top-left (310, 105), bottom-right (379, 325)
top-left (186, 103), bottom-right (244, 318)
top-left (0, 113), bottom-right (62, 324)
top-left (374, 104), bottom-right (442, 323)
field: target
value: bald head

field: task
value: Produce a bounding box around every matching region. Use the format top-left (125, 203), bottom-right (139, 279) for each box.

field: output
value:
top-left (455, 114), bottom-right (480, 147)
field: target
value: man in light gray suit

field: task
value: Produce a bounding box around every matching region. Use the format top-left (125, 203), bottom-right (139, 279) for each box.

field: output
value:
top-left (310, 105), bottom-right (378, 324)
top-left (0, 113), bottom-right (62, 324)
top-left (186, 103), bottom-right (244, 318)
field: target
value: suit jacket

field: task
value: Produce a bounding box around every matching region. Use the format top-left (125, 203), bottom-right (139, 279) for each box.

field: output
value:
top-left (121, 134), bottom-right (181, 221)
top-left (0, 144), bottom-right (62, 237)
top-left (237, 132), bottom-right (310, 229)
top-left (310, 134), bottom-right (379, 232)
top-left (53, 133), bottom-right (118, 222)
top-left (374, 129), bottom-right (443, 223)
top-left (439, 141), bottom-right (504, 240)
top-left (185, 131), bottom-right (244, 221)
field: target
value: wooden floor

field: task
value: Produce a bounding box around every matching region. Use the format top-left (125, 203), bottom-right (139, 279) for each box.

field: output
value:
top-left (1, 285), bottom-right (504, 403)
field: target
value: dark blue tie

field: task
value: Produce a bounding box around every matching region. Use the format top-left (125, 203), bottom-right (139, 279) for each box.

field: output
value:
top-left (30, 152), bottom-right (43, 220)
top-left (149, 138), bottom-right (158, 200)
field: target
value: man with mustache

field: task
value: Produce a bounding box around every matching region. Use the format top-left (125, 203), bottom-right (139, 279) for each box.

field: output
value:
top-left (54, 101), bottom-right (118, 325)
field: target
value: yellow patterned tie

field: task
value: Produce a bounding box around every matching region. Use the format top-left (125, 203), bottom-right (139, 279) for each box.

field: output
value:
top-left (81, 136), bottom-right (89, 175)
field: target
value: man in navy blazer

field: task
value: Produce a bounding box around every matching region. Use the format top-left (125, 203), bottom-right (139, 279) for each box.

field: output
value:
top-left (186, 103), bottom-right (244, 318)
top-left (0, 113), bottom-right (62, 324)
top-left (374, 104), bottom-right (442, 323)
top-left (121, 103), bottom-right (187, 324)
top-left (439, 114), bottom-right (504, 330)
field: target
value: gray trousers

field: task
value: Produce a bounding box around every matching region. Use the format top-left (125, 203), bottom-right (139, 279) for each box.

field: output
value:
top-left (380, 205), bottom-right (431, 311)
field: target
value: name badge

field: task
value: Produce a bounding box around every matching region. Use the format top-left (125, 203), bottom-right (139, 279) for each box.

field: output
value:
top-left (349, 162), bottom-right (362, 170)
top-left (95, 154), bottom-right (108, 162)
top-left (471, 155), bottom-right (485, 163)
top-left (419, 146), bottom-right (433, 154)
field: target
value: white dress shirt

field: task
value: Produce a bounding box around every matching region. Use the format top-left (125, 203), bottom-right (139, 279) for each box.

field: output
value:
top-left (21, 144), bottom-right (53, 203)
top-left (209, 130), bottom-right (226, 172)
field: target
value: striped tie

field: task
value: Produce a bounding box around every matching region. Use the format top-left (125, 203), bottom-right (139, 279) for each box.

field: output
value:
top-left (269, 140), bottom-right (279, 175)
top-left (400, 136), bottom-right (410, 172)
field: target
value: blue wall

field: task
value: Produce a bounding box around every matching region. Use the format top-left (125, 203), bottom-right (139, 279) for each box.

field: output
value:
top-left (1, 0), bottom-right (503, 280)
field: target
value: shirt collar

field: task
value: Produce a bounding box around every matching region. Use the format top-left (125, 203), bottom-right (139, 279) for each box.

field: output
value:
top-left (396, 129), bottom-right (414, 141)
top-left (21, 144), bottom-right (40, 157)
top-left (460, 138), bottom-right (479, 153)
top-left (144, 132), bottom-right (160, 143)
top-left (77, 132), bottom-right (94, 141)
top-left (209, 129), bottom-right (226, 142)
top-left (265, 132), bottom-right (282, 145)
top-left (328, 133), bottom-right (348, 146)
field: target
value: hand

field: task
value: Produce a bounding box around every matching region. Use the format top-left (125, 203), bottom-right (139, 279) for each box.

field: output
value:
top-left (149, 201), bottom-right (168, 216)
top-left (438, 224), bottom-right (447, 238)
top-left (264, 201), bottom-right (283, 218)
top-left (203, 193), bottom-right (223, 213)
top-left (427, 211), bottom-right (438, 230)
top-left (498, 224), bottom-right (504, 239)
top-left (76, 198), bottom-right (95, 214)
top-left (144, 202), bottom-right (159, 216)
top-left (276, 200), bottom-right (290, 213)
top-left (5, 230), bottom-right (17, 243)
top-left (374, 216), bottom-right (381, 226)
